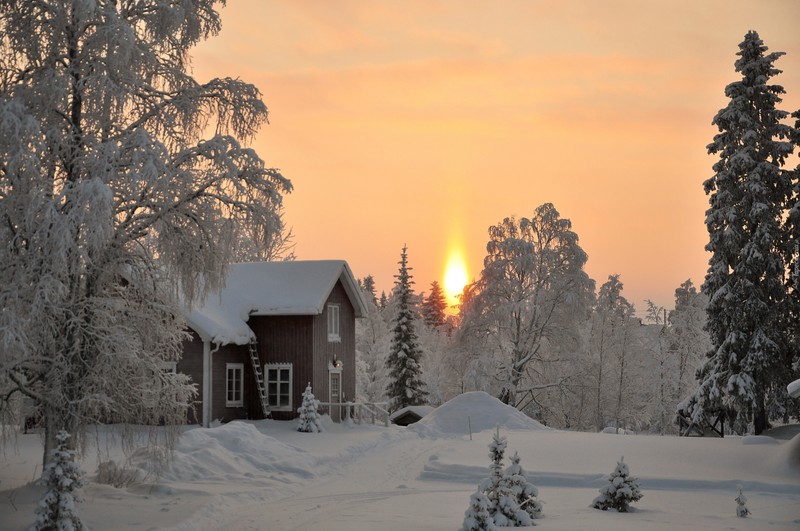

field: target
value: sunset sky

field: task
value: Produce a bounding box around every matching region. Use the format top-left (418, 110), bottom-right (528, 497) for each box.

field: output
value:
top-left (192, 0), bottom-right (800, 312)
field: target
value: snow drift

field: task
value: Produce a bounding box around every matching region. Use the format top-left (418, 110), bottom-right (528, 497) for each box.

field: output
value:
top-left (128, 422), bottom-right (313, 483)
top-left (409, 392), bottom-right (548, 437)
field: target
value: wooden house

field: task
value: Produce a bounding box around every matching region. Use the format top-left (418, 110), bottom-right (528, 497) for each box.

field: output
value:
top-left (177, 260), bottom-right (366, 426)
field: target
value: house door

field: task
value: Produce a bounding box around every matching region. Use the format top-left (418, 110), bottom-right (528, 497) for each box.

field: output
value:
top-left (329, 371), bottom-right (342, 422)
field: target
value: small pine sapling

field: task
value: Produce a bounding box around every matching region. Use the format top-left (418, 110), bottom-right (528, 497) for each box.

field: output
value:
top-left (591, 456), bottom-right (643, 512)
top-left (480, 427), bottom-right (531, 527)
top-left (505, 451), bottom-right (543, 521)
top-left (735, 485), bottom-right (750, 517)
top-left (460, 489), bottom-right (498, 531)
top-left (34, 431), bottom-right (87, 531)
top-left (297, 383), bottom-right (323, 433)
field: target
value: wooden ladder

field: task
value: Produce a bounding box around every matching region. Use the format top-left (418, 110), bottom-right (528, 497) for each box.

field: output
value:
top-left (248, 340), bottom-right (271, 418)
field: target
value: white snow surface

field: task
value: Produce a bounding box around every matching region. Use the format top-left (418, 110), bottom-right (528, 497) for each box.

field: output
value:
top-left (2, 393), bottom-right (799, 530)
top-left (788, 378), bottom-right (800, 399)
top-left (185, 260), bottom-right (365, 345)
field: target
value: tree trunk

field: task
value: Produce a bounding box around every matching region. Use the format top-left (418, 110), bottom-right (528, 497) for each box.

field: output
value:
top-left (753, 392), bottom-right (768, 435)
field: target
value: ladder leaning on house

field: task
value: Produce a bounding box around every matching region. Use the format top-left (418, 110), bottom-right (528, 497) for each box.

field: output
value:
top-left (248, 340), bottom-right (271, 418)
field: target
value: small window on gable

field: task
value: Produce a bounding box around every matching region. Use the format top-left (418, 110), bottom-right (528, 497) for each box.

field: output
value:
top-left (266, 363), bottom-right (292, 412)
top-left (327, 303), bottom-right (341, 342)
top-left (226, 363), bottom-right (244, 407)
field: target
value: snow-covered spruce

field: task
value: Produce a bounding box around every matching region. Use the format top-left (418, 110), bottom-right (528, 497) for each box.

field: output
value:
top-left (460, 489), bottom-right (498, 531)
top-left (296, 383), bottom-right (323, 433)
top-left (33, 431), bottom-right (87, 531)
top-left (735, 485), bottom-right (750, 517)
top-left (479, 427), bottom-right (532, 526)
top-left (591, 456), bottom-right (643, 512)
top-left (505, 451), bottom-right (543, 520)
top-left (384, 245), bottom-right (427, 411)
top-left (689, 30), bottom-right (795, 435)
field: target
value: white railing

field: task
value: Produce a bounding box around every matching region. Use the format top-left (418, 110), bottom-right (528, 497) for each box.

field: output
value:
top-left (318, 401), bottom-right (391, 426)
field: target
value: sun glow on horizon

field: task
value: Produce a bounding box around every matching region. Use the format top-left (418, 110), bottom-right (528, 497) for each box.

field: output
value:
top-left (443, 250), bottom-right (469, 307)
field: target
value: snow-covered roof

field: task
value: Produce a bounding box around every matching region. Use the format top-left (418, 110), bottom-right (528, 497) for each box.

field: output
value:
top-left (389, 405), bottom-right (435, 423)
top-left (184, 260), bottom-right (366, 345)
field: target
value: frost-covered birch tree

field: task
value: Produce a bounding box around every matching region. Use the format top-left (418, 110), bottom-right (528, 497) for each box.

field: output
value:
top-left (0, 0), bottom-right (291, 466)
top-left (355, 278), bottom-right (390, 403)
top-left (385, 245), bottom-right (427, 411)
top-left (686, 31), bottom-right (793, 435)
top-left (668, 280), bottom-right (709, 407)
top-left (460, 203), bottom-right (594, 407)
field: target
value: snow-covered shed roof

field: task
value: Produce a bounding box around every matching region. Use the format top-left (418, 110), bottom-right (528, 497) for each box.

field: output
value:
top-left (389, 405), bottom-right (435, 426)
top-left (184, 260), bottom-right (367, 346)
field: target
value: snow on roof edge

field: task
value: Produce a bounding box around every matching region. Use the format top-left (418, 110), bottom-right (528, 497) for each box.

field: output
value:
top-left (184, 260), bottom-right (366, 345)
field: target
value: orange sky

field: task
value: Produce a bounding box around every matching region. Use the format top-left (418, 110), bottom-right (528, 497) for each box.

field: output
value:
top-left (192, 0), bottom-right (800, 312)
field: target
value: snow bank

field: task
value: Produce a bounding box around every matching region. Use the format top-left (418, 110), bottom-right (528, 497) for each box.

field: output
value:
top-left (128, 422), bottom-right (314, 483)
top-left (409, 392), bottom-right (547, 437)
top-left (774, 433), bottom-right (800, 472)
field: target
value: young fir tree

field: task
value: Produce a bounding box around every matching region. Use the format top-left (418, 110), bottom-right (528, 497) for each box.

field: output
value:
top-left (735, 485), bottom-right (751, 517)
top-left (687, 30), bottom-right (794, 435)
top-left (460, 489), bottom-right (499, 531)
top-left (591, 456), bottom-right (643, 512)
top-left (296, 383), bottom-right (323, 433)
top-left (421, 280), bottom-right (448, 328)
top-left (505, 451), bottom-right (543, 521)
top-left (385, 245), bottom-right (427, 411)
top-left (479, 427), bottom-right (530, 527)
top-left (34, 431), bottom-right (87, 531)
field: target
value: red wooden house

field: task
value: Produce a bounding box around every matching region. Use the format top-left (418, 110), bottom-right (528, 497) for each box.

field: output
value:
top-left (177, 260), bottom-right (366, 426)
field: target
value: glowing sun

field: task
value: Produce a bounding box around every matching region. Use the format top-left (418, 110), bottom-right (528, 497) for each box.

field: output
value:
top-left (443, 251), bottom-right (469, 306)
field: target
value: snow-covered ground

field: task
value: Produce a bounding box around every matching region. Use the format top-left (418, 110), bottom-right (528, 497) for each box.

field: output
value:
top-left (1, 392), bottom-right (798, 530)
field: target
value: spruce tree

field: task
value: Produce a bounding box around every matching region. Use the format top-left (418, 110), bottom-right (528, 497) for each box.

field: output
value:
top-left (460, 489), bottom-right (498, 531)
top-left (359, 275), bottom-right (378, 308)
top-left (735, 485), bottom-right (751, 517)
top-left (480, 427), bottom-right (530, 527)
top-left (505, 451), bottom-right (543, 521)
top-left (296, 383), bottom-right (323, 433)
top-left (421, 280), bottom-right (448, 328)
top-left (688, 30), bottom-right (794, 435)
top-left (591, 456), bottom-right (643, 512)
top-left (34, 431), bottom-right (87, 531)
top-left (786, 110), bottom-right (800, 404)
top-left (385, 245), bottom-right (427, 411)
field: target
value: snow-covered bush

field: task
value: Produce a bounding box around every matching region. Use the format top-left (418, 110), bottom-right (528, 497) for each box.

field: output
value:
top-left (460, 489), bottom-right (498, 531)
top-left (735, 485), bottom-right (750, 517)
top-left (297, 383), bottom-right (323, 433)
top-left (591, 456), bottom-right (642, 512)
top-left (95, 460), bottom-right (143, 488)
top-left (33, 430), bottom-right (87, 530)
top-left (506, 451), bottom-right (543, 520)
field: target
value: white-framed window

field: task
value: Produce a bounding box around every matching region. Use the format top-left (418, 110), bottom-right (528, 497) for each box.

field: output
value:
top-left (266, 363), bottom-right (292, 411)
top-left (327, 303), bottom-right (341, 342)
top-left (226, 363), bottom-right (244, 407)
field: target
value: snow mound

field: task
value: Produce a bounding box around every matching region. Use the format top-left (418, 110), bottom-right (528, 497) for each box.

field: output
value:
top-left (776, 433), bottom-right (800, 472)
top-left (128, 422), bottom-right (314, 483)
top-left (409, 392), bottom-right (547, 437)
